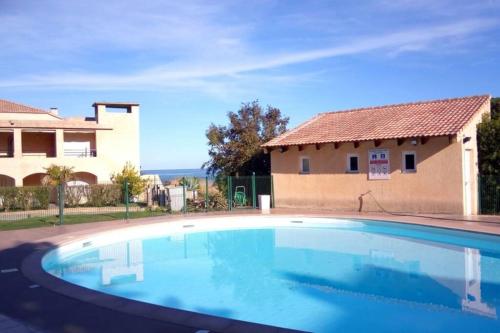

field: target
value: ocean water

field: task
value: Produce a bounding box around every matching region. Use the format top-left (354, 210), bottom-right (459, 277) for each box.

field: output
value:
top-left (43, 219), bottom-right (500, 332)
top-left (141, 168), bottom-right (211, 182)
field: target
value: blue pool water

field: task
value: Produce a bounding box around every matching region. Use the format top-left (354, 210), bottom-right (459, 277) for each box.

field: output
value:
top-left (42, 219), bottom-right (500, 332)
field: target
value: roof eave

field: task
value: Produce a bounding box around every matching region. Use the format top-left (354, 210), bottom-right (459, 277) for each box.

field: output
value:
top-left (261, 133), bottom-right (459, 148)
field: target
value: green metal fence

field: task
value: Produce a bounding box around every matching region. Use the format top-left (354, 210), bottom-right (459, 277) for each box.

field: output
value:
top-left (0, 182), bottom-right (159, 229)
top-left (0, 174), bottom-right (274, 230)
top-left (227, 174), bottom-right (274, 210)
top-left (479, 175), bottom-right (500, 215)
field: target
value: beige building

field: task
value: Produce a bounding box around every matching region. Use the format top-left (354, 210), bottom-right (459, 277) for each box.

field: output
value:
top-left (0, 99), bottom-right (140, 186)
top-left (263, 95), bottom-right (491, 215)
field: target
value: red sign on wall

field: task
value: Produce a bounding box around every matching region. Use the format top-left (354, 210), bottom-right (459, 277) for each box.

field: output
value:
top-left (369, 149), bottom-right (390, 180)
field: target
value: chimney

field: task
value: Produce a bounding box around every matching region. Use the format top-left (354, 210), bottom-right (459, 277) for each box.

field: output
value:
top-left (50, 107), bottom-right (58, 116)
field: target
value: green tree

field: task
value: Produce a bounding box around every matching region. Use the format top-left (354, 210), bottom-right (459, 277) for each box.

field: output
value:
top-left (44, 164), bottom-right (74, 185)
top-left (111, 162), bottom-right (147, 197)
top-left (477, 97), bottom-right (500, 176)
top-left (203, 101), bottom-right (289, 177)
top-left (477, 97), bottom-right (500, 213)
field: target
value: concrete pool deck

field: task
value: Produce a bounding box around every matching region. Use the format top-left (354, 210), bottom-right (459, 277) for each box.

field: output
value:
top-left (1, 210), bottom-right (499, 333)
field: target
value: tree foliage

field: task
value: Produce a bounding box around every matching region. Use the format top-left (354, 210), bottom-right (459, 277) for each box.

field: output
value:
top-left (203, 101), bottom-right (289, 176)
top-left (111, 162), bottom-right (147, 197)
top-left (43, 164), bottom-right (75, 186)
top-left (477, 98), bottom-right (500, 176)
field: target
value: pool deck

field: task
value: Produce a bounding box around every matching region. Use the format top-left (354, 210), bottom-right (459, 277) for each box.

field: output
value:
top-left (0, 209), bottom-right (499, 333)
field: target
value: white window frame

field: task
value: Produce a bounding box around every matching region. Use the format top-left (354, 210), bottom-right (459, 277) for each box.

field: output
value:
top-left (402, 151), bottom-right (417, 173)
top-left (346, 153), bottom-right (359, 173)
top-left (299, 156), bottom-right (310, 174)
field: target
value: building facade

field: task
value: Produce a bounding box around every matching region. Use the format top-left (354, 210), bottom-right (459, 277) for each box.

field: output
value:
top-left (0, 100), bottom-right (140, 186)
top-left (263, 95), bottom-right (491, 215)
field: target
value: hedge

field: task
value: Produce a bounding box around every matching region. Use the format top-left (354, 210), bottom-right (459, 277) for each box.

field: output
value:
top-left (0, 186), bottom-right (51, 211)
top-left (63, 184), bottom-right (122, 207)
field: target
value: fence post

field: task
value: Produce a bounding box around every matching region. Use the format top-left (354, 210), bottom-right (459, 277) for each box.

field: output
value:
top-left (252, 172), bottom-right (256, 209)
top-left (205, 176), bottom-right (208, 212)
top-left (182, 183), bottom-right (187, 214)
top-left (271, 175), bottom-right (275, 209)
top-left (227, 176), bottom-right (232, 211)
top-left (230, 176), bottom-right (233, 211)
top-left (125, 181), bottom-right (130, 221)
top-left (58, 183), bottom-right (64, 225)
top-left (477, 175), bottom-right (481, 215)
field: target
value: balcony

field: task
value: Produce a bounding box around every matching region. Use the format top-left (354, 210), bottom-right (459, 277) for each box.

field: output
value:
top-left (64, 148), bottom-right (97, 158)
top-left (64, 131), bottom-right (97, 158)
top-left (22, 131), bottom-right (56, 158)
top-left (0, 132), bottom-right (14, 158)
top-left (1, 130), bottom-right (99, 159)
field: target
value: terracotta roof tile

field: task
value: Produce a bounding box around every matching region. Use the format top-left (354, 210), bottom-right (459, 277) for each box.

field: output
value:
top-left (0, 99), bottom-right (50, 114)
top-left (263, 95), bottom-right (490, 147)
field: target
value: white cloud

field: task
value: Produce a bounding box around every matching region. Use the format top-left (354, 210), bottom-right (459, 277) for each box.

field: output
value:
top-left (0, 18), bottom-right (495, 94)
top-left (0, 0), bottom-right (498, 99)
top-left (0, 0), bottom-right (251, 61)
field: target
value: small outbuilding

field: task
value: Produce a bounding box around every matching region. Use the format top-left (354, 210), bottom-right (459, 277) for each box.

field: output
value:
top-left (262, 95), bottom-right (491, 215)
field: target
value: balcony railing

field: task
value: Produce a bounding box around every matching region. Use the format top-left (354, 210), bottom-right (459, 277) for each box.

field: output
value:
top-left (64, 149), bottom-right (97, 158)
top-left (22, 152), bottom-right (51, 157)
top-left (0, 150), bottom-right (13, 158)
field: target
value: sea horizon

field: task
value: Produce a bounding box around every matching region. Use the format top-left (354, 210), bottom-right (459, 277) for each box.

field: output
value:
top-left (141, 168), bottom-right (212, 182)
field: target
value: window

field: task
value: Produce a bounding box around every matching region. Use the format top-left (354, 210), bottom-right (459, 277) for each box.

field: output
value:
top-left (402, 151), bottom-right (416, 172)
top-left (300, 157), bottom-right (310, 174)
top-left (347, 154), bottom-right (359, 173)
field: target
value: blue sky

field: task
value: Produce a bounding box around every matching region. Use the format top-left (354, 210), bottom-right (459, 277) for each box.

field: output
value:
top-left (1, 0), bottom-right (499, 169)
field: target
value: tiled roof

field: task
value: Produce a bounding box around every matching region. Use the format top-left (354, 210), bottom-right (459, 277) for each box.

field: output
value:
top-left (263, 95), bottom-right (490, 147)
top-left (0, 99), bottom-right (51, 114)
top-left (0, 99), bottom-right (112, 130)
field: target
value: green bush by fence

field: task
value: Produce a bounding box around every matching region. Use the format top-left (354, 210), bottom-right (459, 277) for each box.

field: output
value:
top-left (0, 186), bottom-right (51, 211)
top-left (479, 175), bottom-right (500, 215)
top-left (88, 184), bottom-right (122, 207)
top-left (64, 184), bottom-right (122, 207)
top-left (0, 175), bottom-right (274, 230)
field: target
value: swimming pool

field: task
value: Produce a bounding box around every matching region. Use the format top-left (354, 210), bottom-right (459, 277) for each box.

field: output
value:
top-left (42, 217), bottom-right (500, 332)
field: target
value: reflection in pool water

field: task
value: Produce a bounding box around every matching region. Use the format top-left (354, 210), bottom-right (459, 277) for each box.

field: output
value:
top-left (43, 220), bottom-right (500, 332)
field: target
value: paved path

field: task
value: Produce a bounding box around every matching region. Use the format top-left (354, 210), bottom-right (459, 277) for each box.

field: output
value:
top-left (0, 215), bottom-right (217, 333)
top-left (0, 314), bottom-right (45, 333)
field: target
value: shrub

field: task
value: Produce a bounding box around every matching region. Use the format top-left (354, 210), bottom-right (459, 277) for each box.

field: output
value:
top-left (0, 187), bottom-right (19, 211)
top-left (30, 186), bottom-right (50, 209)
top-left (208, 191), bottom-right (228, 210)
top-left (88, 184), bottom-right (122, 207)
top-left (111, 162), bottom-right (147, 199)
top-left (0, 186), bottom-right (50, 211)
top-left (65, 185), bottom-right (87, 207)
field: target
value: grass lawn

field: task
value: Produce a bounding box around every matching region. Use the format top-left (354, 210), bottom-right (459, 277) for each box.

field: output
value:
top-left (0, 210), bottom-right (165, 231)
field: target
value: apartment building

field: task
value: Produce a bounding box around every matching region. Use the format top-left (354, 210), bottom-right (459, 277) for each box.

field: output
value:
top-left (0, 100), bottom-right (140, 186)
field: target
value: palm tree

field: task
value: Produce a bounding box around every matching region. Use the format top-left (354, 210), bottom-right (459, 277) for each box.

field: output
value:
top-left (179, 177), bottom-right (200, 191)
top-left (44, 164), bottom-right (75, 186)
top-left (179, 177), bottom-right (201, 200)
